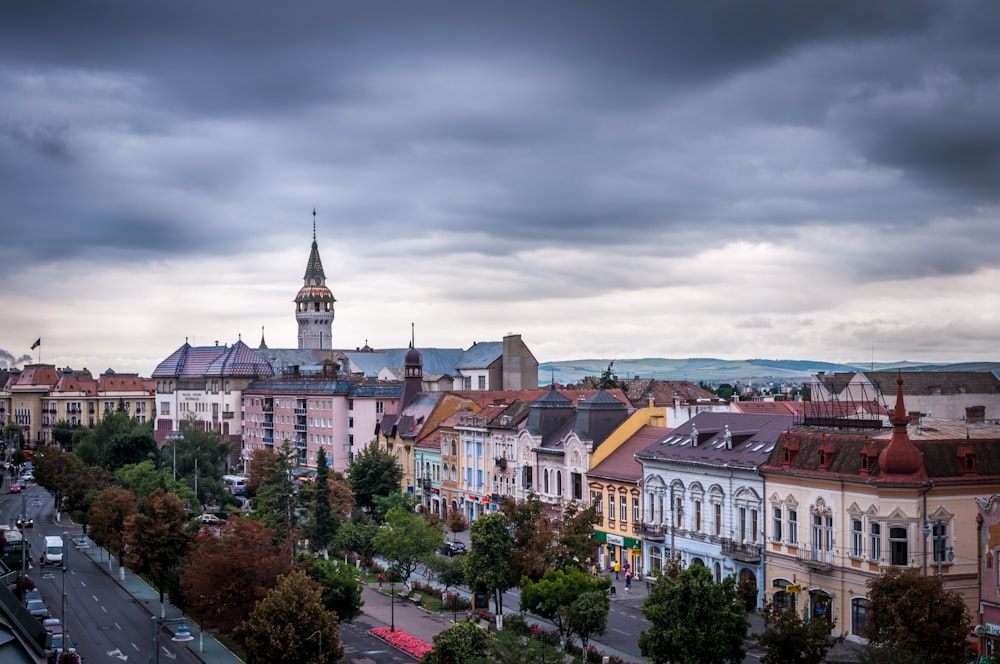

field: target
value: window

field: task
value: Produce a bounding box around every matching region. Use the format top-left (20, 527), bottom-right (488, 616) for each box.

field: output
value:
top-left (870, 523), bottom-right (881, 561)
top-left (851, 598), bottom-right (869, 637)
top-left (933, 522), bottom-right (949, 563)
top-left (714, 503), bottom-right (722, 536)
top-left (788, 510), bottom-right (798, 545)
top-left (451, 440), bottom-right (457, 456)
top-left (608, 495), bottom-right (615, 520)
top-left (556, 471), bottom-right (562, 496)
top-left (478, 375), bottom-right (486, 390)
top-left (620, 496), bottom-right (628, 522)
top-left (595, 492), bottom-right (603, 514)
top-left (633, 498), bottom-right (640, 522)
top-left (740, 507), bottom-right (747, 541)
top-left (477, 469), bottom-right (483, 487)
top-left (772, 507), bottom-right (783, 542)
top-left (348, 417), bottom-right (354, 428)
top-left (675, 496), bottom-right (683, 528)
top-left (463, 377), bottom-right (472, 390)
top-left (694, 500), bottom-right (702, 532)
top-left (160, 402), bottom-right (171, 416)
top-left (544, 470), bottom-right (550, 494)
top-left (376, 401), bottom-right (384, 414)
top-left (852, 519), bottom-right (864, 557)
top-left (889, 526), bottom-right (909, 565)
top-left (572, 473), bottom-right (583, 500)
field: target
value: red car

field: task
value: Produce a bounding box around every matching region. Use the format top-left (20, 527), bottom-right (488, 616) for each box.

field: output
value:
top-left (9, 482), bottom-right (21, 494)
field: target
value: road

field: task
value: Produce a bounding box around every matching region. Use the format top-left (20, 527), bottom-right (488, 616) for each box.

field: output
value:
top-left (2, 475), bottom-right (200, 664)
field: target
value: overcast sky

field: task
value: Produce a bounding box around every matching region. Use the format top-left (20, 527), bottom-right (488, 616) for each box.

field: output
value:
top-left (1, 1), bottom-right (998, 376)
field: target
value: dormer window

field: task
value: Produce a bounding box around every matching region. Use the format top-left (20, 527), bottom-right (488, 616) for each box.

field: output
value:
top-left (958, 444), bottom-right (976, 474)
top-left (783, 440), bottom-right (799, 465)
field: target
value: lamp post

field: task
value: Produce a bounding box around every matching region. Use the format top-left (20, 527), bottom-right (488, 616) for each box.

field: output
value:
top-left (389, 566), bottom-right (396, 632)
top-left (61, 534), bottom-right (68, 663)
top-left (307, 630), bottom-right (323, 659)
top-left (149, 616), bottom-right (193, 664)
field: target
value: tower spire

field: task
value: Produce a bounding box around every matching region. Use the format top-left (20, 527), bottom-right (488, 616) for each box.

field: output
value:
top-left (295, 209), bottom-right (335, 349)
top-left (313, 207), bottom-right (316, 242)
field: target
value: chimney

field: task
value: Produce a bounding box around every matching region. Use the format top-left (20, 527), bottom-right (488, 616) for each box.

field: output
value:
top-left (966, 405), bottom-right (986, 424)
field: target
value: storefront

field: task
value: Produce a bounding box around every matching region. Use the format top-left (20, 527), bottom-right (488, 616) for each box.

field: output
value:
top-left (592, 531), bottom-right (642, 575)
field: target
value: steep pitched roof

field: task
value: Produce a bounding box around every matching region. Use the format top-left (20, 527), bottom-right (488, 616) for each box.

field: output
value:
top-left (864, 370), bottom-right (1000, 396)
top-left (636, 411), bottom-right (793, 469)
top-left (455, 342), bottom-right (503, 369)
top-left (589, 425), bottom-right (670, 482)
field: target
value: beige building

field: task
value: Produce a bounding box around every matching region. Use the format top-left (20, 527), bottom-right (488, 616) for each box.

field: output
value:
top-left (761, 375), bottom-right (1000, 643)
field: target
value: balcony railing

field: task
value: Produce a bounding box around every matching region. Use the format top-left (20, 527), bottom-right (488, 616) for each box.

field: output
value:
top-left (222, 411), bottom-right (235, 420)
top-left (720, 538), bottom-right (762, 563)
top-left (640, 522), bottom-right (665, 537)
top-left (294, 408), bottom-right (307, 415)
top-left (795, 546), bottom-right (833, 571)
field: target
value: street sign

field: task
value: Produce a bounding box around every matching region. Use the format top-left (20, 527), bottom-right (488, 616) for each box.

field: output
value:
top-left (785, 584), bottom-right (802, 593)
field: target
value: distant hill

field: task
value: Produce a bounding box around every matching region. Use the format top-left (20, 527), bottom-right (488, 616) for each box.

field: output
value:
top-left (538, 358), bottom-right (1000, 386)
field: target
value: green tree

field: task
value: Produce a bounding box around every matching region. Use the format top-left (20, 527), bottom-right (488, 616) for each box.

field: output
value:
top-left (639, 564), bottom-right (748, 664)
top-left (756, 601), bottom-right (843, 664)
top-left (568, 589), bottom-right (611, 652)
top-left (306, 448), bottom-right (337, 553)
top-left (51, 419), bottom-right (75, 449)
top-left (420, 620), bottom-right (490, 664)
top-left (553, 501), bottom-right (601, 570)
top-left (465, 512), bottom-right (514, 618)
top-left (305, 558), bottom-right (364, 623)
top-left (425, 555), bottom-right (467, 614)
top-left (243, 569), bottom-right (343, 664)
top-left (84, 410), bottom-right (157, 470)
top-left (331, 517), bottom-right (380, 569)
top-left (164, 414), bottom-right (233, 506)
top-left (123, 488), bottom-right (193, 609)
top-left (863, 568), bottom-right (971, 664)
top-left (520, 566), bottom-right (610, 649)
top-left (114, 459), bottom-right (197, 504)
top-left (252, 441), bottom-right (301, 545)
top-left (346, 444), bottom-right (402, 516)
top-left (62, 463), bottom-right (113, 529)
top-left (33, 447), bottom-right (81, 514)
top-left (373, 506), bottom-right (443, 587)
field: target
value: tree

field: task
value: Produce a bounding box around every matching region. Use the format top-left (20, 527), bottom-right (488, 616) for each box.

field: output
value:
top-left (114, 459), bottom-right (196, 504)
top-left (863, 568), bottom-right (972, 664)
top-left (62, 463), bottom-right (113, 529)
top-left (83, 410), bottom-right (157, 470)
top-left (553, 501), bottom-right (601, 570)
top-left (464, 512), bottom-right (514, 618)
top-left (420, 620), bottom-right (490, 664)
top-left (89, 487), bottom-right (138, 570)
top-left (252, 441), bottom-right (300, 545)
top-left (425, 555), bottom-right (467, 612)
top-left (520, 566), bottom-right (610, 649)
top-left (446, 510), bottom-right (468, 539)
top-left (164, 414), bottom-right (233, 506)
top-left (331, 516), bottom-right (380, 569)
top-left (346, 444), bottom-right (402, 516)
top-left (243, 569), bottom-right (342, 664)
top-left (755, 601), bottom-right (843, 664)
top-left (124, 488), bottom-right (193, 610)
top-left (179, 518), bottom-right (290, 632)
top-left (306, 448), bottom-right (336, 554)
top-left (639, 563), bottom-right (749, 664)
top-left (502, 494), bottom-right (555, 585)
top-left (305, 558), bottom-right (364, 623)
top-left (32, 447), bottom-right (81, 513)
top-left (568, 589), bottom-right (611, 652)
top-left (373, 506), bottom-right (443, 588)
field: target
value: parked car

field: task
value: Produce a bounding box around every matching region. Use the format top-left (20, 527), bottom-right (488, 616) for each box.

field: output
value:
top-left (47, 633), bottom-right (76, 663)
top-left (17, 513), bottom-right (33, 528)
top-left (24, 588), bottom-right (42, 603)
top-left (42, 617), bottom-right (62, 634)
top-left (20, 470), bottom-right (33, 481)
top-left (26, 599), bottom-right (48, 619)
top-left (441, 541), bottom-right (467, 556)
top-left (199, 513), bottom-right (224, 525)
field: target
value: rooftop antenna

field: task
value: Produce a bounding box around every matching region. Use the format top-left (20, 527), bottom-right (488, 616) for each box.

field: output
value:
top-left (411, 322), bottom-right (415, 348)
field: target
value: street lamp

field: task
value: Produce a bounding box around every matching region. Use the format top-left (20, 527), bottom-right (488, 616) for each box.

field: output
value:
top-left (149, 616), bottom-right (193, 664)
top-left (389, 566), bottom-right (396, 632)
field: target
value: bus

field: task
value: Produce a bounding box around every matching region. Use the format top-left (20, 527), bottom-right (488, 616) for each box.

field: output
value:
top-left (223, 475), bottom-right (247, 496)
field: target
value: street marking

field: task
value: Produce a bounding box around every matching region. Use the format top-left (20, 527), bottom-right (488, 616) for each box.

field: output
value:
top-left (612, 628), bottom-right (628, 635)
top-left (107, 648), bottom-right (128, 660)
top-left (102, 605), bottom-right (108, 612)
top-left (115, 622), bottom-right (122, 630)
top-left (93, 594), bottom-right (100, 602)
top-left (131, 642), bottom-right (140, 651)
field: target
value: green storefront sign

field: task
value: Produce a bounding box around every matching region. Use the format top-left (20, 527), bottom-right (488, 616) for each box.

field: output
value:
top-left (591, 530), bottom-right (642, 550)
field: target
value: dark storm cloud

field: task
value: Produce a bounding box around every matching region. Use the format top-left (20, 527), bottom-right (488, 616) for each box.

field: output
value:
top-left (0, 0), bottom-right (997, 285)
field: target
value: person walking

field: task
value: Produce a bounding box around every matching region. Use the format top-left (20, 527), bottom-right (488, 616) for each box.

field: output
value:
top-left (625, 570), bottom-right (633, 593)
top-left (613, 560), bottom-right (621, 580)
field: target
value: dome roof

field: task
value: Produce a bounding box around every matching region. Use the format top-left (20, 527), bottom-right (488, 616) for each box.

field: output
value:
top-left (405, 345), bottom-right (422, 367)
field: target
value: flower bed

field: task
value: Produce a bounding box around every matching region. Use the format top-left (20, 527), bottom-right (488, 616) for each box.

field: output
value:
top-left (370, 626), bottom-right (433, 660)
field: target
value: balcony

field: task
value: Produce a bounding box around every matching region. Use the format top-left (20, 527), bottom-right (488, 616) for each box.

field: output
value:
top-left (294, 424), bottom-right (307, 432)
top-left (222, 411), bottom-right (235, 420)
top-left (294, 408), bottom-right (307, 415)
top-left (721, 538), bottom-right (762, 563)
top-left (263, 421), bottom-right (273, 429)
top-left (795, 547), bottom-right (833, 572)
top-left (262, 436), bottom-right (274, 443)
top-left (640, 522), bottom-right (664, 537)
top-left (262, 406), bottom-right (273, 413)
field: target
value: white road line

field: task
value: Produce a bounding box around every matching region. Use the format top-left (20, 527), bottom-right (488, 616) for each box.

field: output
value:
top-left (131, 642), bottom-right (140, 651)
top-left (101, 605), bottom-right (108, 613)
top-left (115, 622), bottom-right (122, 630)
top-left (92, 594), bottom-right (100, 602)
top-left (612, 628), bottom-right (628, 635)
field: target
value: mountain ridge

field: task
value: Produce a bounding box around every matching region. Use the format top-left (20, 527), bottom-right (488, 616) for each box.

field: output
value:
top-left (538, 358), bottom-right (1000, 386)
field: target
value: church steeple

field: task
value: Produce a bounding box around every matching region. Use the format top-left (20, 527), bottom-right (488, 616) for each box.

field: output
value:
top-left (295, 209), bottom-right (336, 349)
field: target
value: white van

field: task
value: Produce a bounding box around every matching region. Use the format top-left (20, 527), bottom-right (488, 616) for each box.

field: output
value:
top-left (44, 536), bottom-right (63, 566)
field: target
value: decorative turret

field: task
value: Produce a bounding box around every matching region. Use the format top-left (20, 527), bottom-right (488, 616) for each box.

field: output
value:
top-left (295, 209), bottom-right (336, 349)
top-left (877, 373), bottom-right (927, 480)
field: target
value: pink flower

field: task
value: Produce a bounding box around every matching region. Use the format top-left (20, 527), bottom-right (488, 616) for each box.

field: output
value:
top-left (370, 627), bottom-right (433, 659)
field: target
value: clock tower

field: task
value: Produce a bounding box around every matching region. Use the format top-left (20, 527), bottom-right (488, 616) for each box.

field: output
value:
top-left (295, 210), bottom-right (335, 349)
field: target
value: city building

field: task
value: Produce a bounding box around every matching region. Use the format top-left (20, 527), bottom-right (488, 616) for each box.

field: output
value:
top-left (760, 375), bottom-right (1000, 642)
top-left (618, 378), bottom-right (729, 426)
top-left (976, 494), bottom-right (1000, 660)
top-left (635, 411), bottom-right (792, 605)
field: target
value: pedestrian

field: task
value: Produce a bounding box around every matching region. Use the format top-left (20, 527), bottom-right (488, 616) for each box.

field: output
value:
top-left (613, 560), bottom-right (620, 580)
top-left (625, 570), bottom-right (632, 593)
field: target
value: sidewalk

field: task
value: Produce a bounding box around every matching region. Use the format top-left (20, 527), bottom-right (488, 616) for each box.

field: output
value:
top-left (77, 540), bottom-right (242, 664)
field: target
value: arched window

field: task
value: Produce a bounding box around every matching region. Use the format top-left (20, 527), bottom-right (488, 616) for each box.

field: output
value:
top-left (556, 471), bottom-right (563, 496)
top-left (544, 470), bottom-right (550, 494)
top-left (451, 439), bottom-right (457, 456)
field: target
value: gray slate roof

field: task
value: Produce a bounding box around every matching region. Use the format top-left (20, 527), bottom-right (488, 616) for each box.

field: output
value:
top-left (636, 412), bottom-right (794, 469)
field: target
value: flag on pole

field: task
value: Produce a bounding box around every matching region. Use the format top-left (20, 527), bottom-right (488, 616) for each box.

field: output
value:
top-left (31, 338), bottom-right (41, 350)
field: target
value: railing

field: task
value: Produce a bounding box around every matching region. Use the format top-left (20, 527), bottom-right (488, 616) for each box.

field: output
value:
top-left (294, 424), bottom-right (307, 432)
top-left (720, 538), bottom-right (762, 563)
top-left (222, 411), bottom-right (234, 420)
top-left (795, 546), bottom-right (833, 571)
top-left (294, 408), bottom-right (307, 415)
top-left (641, 522), bottom-right (664, 537)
